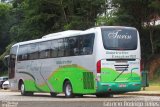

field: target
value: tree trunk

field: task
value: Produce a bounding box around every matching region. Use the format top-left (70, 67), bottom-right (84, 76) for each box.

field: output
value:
top-left (149, 28), bottom-right (154, 54)
top-left (60, 0), bottom-right (68, 24)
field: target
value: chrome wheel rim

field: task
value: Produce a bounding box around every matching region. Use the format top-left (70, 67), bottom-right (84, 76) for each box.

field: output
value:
top-left (66, 84), bottom-right (71, 96)
top-left (21, 84), bottom-right (25, 94)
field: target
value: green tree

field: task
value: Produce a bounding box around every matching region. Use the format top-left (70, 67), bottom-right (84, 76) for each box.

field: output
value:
top-left (0, 3), bottom-right (12, 72)
top-left (10, 0), bottom-right (105, 41)
top-left (0, 3), bottom-right (11, 54)
top-left (144, 0), bottom-right (160, 54)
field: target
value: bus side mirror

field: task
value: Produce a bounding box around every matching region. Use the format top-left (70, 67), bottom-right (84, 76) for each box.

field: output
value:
top-left (3, 55), bottom-right (10, 67)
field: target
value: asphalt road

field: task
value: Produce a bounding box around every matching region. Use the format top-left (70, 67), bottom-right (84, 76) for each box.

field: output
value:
top-left (0, 90), bottom-right (160, 107)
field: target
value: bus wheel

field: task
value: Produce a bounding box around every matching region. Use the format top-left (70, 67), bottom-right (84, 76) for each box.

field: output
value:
top-left (64, 81), bottom-right (74, 98)
top-left (50, 92), bottom-right (57, 97)
top-left (21, 82), bottom-right (26, 96)
top-left (20, 82), bottom-right (33, 96)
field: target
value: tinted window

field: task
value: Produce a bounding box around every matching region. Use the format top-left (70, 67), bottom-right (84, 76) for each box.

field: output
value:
top-left (101, 28), bottom-right (137, 50)
top-left (18, 45), bottom-right (28, 61)
top-left (51, 40), bottom-right (59, 57)
top-left (68, 37), bottom-right (79, 56)
top-left (3, 77), bottom-right (8, 81)
top-left (79, 34), bottom-right (94, 55)
top-left (64, 38), bottom-right (70, 56)
top-left (0, 77), bottom-right (8, 81)
top-left (57, 39), bottom-right (65, 57)
top-left (28, 43), bottom-right (39, 60)
top-left (39, 41), bottom-right (51, 58)
top-left (15, 33), bottom-right (95, 60)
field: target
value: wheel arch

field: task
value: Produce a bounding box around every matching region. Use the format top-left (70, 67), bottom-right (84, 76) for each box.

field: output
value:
top-left (18, 79), bottom-right (24, 90)
top-left (63, 78), bottom-right (73, 92)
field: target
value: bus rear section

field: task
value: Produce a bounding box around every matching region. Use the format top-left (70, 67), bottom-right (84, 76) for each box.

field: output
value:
top-left (96, 27), bottom-right (141, 94)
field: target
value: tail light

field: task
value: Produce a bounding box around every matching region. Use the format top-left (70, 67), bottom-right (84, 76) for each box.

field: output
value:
top-left (97, 60), bottom-right (101, 73)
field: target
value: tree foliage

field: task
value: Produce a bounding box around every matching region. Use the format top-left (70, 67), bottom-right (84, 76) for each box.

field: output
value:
top-left (0, 3), bottom-right (11, 54)
top-left (10, 0), bottom-right (105, 41)
top-left (0, 3), bottom-right (12, 72)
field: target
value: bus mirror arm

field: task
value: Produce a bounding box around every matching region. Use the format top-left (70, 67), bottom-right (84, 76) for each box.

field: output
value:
top-left (3, 55), bottom-right (10, 67)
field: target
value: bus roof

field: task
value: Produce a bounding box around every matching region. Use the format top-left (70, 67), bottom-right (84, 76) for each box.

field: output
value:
top-left (12, 30), bottom-right (83, 47)
top-left (42, 30), bottom-right (83, 38)
top-left (12, 26), bottom-right (137, 47)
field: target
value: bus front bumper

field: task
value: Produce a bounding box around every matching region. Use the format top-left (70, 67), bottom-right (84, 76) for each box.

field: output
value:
top-left (96, 82), bottom-right (141, 94)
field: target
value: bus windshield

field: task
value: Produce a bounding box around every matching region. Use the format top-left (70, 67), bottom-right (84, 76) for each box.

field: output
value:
top-left (101, 28), bottom-right (138, 50)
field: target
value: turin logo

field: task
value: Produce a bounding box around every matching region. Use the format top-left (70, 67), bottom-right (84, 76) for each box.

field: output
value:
top-left (108, 30), bottom-right (132, 40)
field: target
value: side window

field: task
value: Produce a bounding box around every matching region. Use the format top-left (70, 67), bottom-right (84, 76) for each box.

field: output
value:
top-left (17, 45), bottom-right (28, 61)
top-left (79, 34), bottom-right (95, 55)
top-left (28, 43), bottom-right (39, 60)
top-left (50, 33), bottom-right (94, 57)
top-left (68, 37), bottom-right (79, 56)
top-left (57, 39), bottom-right (65, 57)
top-left (64, 38), bottom-right (70, 56)
top-left (51, 40), bottom-right (58, 57)
top-left (39, 41), bottom-right (51, 59)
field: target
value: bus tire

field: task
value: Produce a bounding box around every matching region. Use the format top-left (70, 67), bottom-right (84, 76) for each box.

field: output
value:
top-left (64, 81), bottom-right (75, 98)
top-left (50, 92), bottom-right (57, 97)
top-left (20, 82), bottom-right (26, 96)
top-left (20, 82), bottom-right (33, 96)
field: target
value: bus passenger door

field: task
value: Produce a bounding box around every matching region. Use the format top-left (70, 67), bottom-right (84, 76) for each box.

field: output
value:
top-left (9, 46), bottom-right (17, 79)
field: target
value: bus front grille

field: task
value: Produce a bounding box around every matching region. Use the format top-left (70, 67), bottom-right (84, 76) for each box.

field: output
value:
top-left (83, 72), bottom-right (94, 89)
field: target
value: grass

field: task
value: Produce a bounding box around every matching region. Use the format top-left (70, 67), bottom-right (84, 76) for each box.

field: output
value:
top-left (141, 68), bottom-right (160, 91)
top-left (148, 71), bottom-right (160, 86)
top-left (149, 70), bottom-right (160, 85)
top-left (142, 75), bottom-right (160, 91)
top-left (149, 80), bottom-right (160, 86)
top-left (142, 86), bottom-right (160, 91)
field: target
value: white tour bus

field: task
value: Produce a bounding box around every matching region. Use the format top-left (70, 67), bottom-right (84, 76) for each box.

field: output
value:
top-left (8, 26), bottom-right (141, 98)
